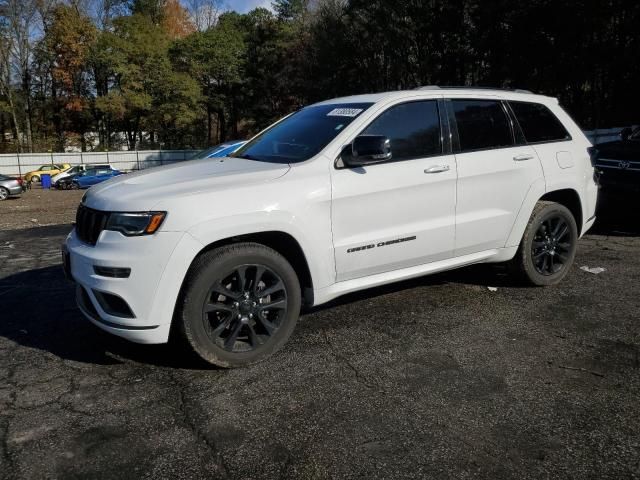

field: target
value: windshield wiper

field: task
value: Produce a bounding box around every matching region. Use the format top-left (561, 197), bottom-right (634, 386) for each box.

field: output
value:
top-left (237, 153), bottom-right (263, 161)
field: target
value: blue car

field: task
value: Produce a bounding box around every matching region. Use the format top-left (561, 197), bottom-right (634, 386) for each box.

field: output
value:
top-left (190, 140), bottom-right (246, 159)
top-left (72, 167), bottom-right (122, 189)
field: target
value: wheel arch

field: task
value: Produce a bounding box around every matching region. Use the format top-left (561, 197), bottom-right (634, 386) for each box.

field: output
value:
top-left (539, 188), bottom-right (583, 235)
top-left (187, 231), bottom-right (315, 307)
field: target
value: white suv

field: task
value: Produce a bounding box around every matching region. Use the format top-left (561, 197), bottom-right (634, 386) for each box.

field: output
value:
top-left (63, 87), bottom-right (598, 367)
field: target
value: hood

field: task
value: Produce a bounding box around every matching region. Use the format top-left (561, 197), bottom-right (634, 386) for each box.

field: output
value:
top-left (84, 157), bottom-right (290, 211)
top-left (595, 139), bottom-right (640, 161)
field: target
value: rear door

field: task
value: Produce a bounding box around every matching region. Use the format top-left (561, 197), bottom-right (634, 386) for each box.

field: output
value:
top-left (447, 98), bottom-right (543, 256)
top-left (331, 99), bottom-right (457, 281)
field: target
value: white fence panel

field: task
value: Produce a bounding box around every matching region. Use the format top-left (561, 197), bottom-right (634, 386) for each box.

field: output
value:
top-left (0, 150), bottom-right (198, 176)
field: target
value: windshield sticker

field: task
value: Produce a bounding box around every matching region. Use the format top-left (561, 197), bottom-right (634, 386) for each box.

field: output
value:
top-left (327, 108), bottom-right (363, 117)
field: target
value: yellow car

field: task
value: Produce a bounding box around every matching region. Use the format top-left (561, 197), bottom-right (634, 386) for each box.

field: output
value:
top-left (24, 164), bottom-right (72, 183)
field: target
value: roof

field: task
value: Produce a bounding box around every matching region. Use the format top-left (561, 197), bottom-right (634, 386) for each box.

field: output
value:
top-left (310, 87), bottom-right (557, 107)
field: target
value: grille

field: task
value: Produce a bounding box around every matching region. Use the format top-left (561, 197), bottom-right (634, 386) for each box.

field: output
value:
top-left (75, 204), bottom-right (109, 245)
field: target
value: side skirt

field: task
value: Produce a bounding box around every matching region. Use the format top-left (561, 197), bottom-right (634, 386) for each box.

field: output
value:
top-left (312, 246), bottom-right (518, 306)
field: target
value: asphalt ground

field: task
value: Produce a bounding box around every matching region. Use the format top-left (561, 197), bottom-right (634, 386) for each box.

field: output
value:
top-left (0, 190), bottom-right (639, 479)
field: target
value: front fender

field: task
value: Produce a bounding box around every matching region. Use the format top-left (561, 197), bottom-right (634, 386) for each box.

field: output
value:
top-left (187, 210), bottom-right (335, 292)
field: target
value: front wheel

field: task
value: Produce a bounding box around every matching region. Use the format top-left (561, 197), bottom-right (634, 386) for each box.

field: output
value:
top-left (31, 175), bottom-right (40, 183)
top-left (509, 201), bottom-right (578, 286)
top-left (178, 243), bottom-right (301, 368)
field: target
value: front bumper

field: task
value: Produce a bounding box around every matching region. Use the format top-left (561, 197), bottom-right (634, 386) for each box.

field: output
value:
top-left (65, 228), bottom-right (203, 344)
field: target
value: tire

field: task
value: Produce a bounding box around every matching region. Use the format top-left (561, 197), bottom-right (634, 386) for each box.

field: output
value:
top-left (509, 201), bottom-right (578, 286)
top-left (178, 242), bottom-right (302, 368)
top-left (31, 175), bottom-right (40, 183)
top-left (0, 187), bottom-right (8, 201)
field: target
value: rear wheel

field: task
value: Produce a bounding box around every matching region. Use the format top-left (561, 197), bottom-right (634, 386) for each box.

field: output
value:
top-left (0, 187), bottom-right (8, 201)
top-left (509, 201), bottom-right (578, 286)
top-left (178, 242), bottom-right (301, 368)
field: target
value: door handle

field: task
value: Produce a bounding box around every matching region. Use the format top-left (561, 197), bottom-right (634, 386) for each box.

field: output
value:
top-left (513, 154), bottom-right (535, 161)
top-left (424, 165), bottom-right (450, 174)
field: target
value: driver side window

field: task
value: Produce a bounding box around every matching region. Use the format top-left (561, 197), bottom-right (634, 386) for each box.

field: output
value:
top-left (362, 100), bottom-right (442, 161)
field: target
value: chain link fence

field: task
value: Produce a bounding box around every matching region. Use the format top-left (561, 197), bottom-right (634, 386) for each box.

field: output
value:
top-left (0, 150), bottom-right (198, 177)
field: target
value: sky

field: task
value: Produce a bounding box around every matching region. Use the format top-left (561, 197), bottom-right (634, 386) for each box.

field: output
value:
top-left (224, 0), bottom-right (274, 13)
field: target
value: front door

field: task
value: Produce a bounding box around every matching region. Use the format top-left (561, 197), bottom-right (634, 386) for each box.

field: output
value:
top-left (331, 99), bottom-right (457, 282)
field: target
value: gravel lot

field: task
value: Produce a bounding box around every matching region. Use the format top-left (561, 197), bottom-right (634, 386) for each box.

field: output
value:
top-left (0, 190), bottom-right (639, 479)
top-left (0, 187), bottom-right (83, 230)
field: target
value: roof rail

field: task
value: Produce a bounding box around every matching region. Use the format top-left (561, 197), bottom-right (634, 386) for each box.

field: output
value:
top-left (415, 85), bottom-right (534, 94)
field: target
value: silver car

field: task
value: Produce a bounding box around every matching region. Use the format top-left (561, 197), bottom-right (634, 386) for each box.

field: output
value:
top-left (0, 174), bottom-right (25, 200)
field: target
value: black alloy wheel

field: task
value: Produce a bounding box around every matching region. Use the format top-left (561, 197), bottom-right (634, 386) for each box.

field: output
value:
top-left (508, 201), bottom-right (578, 286)
top-left (531, 214), bottom-right (573, 275)
top-left (178, 242), bottom-right (301, 368)
top-left (202, 264), bottom-right (288, 353)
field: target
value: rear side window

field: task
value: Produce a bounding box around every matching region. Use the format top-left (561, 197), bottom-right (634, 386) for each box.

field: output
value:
top-left (451, 100), bottom-right (513, 152)
top-left (509, 101), bottom-right (571, 143)
top-left (362, 100), bottom-right (441, 160)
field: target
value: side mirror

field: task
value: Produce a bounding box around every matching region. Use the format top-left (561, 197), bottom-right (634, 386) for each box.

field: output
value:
top-left (620, 127), bottom-right (632, 141)
top-left (342, 135), bottom-right (392, 167)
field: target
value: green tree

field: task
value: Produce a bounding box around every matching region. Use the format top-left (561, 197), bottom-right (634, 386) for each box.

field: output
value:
top-left (94, 13), bottom-right (200, 149)
top-left (171, 11), bottom-right (245, 144)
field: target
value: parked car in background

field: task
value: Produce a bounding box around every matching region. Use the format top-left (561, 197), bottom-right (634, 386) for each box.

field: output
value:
top-left (23, 163), bottom-right (71, 183)
top-left (72, 167), bottom-right (122, 189)
top-left (190, 140), bottom-right (246, 159)
top-left (0, 174), bottom-right (25, 200)
top-left (56, 173), bottom-right (81, 190)
top-left (593, 126), bottom-right (640, 195)
top-left (52, 165), bottom-right (110, 187)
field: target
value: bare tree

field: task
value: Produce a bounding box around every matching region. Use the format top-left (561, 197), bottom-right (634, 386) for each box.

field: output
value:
top-left (0, 27), bottom-right (21, 151)
top-left (87, 0), bottom-right (128, 29)
top-left (186, 0), bottom-right (222, 31)
top-left (0, 0), bottom-right (45, 152)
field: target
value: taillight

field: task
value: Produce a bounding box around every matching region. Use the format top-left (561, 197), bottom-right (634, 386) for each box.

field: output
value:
top-left (587, 146), bottom-right (598, 167)
top-left (16, 178), bottom-right (23, 185)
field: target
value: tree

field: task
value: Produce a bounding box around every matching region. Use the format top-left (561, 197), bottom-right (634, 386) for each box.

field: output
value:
top-left (162, 0), bottom-right (195, 39)
top-left (0, 0), bottom-right (40, 152)
top-left (171, 11), bottom-right (244, 144)
top-left (94, 12), bottom-right (201, 149)
top-left (185, 0), bottom-right (223, 32)
top-left (44, 4), bottom-right (98, 150)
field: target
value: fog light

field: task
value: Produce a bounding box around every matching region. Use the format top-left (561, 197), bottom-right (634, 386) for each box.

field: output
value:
top-left (92, 290), bottom-right (135, 318)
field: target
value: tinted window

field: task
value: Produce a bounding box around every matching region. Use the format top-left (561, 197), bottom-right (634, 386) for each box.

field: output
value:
top-left (362, 101), bottom-right (441, 160)
top-left (233, 103), bottom-right (372, 163)
top-left (451, 100), bottom-right (513, 152)
top-left (509, 101), bottom-right (570, 143)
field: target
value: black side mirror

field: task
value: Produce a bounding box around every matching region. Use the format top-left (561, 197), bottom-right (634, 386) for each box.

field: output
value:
top-left (620, 127), bottom-right (632, 141)
top-left (342, 135), bottom-right (392, 168)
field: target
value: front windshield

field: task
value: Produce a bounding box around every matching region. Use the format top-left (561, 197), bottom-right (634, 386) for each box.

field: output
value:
top-left (232, 103), bottom-right (373, 163)
top-left (631, 127), bottom-right (640, 140)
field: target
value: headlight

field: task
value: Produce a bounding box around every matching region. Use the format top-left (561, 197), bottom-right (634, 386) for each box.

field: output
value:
top-left (105, 212), bottom-right (166, 236)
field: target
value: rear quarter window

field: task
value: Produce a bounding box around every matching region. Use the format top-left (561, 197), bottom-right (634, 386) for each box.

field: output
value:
top-left (509, 101), bottom-right (571, 143)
